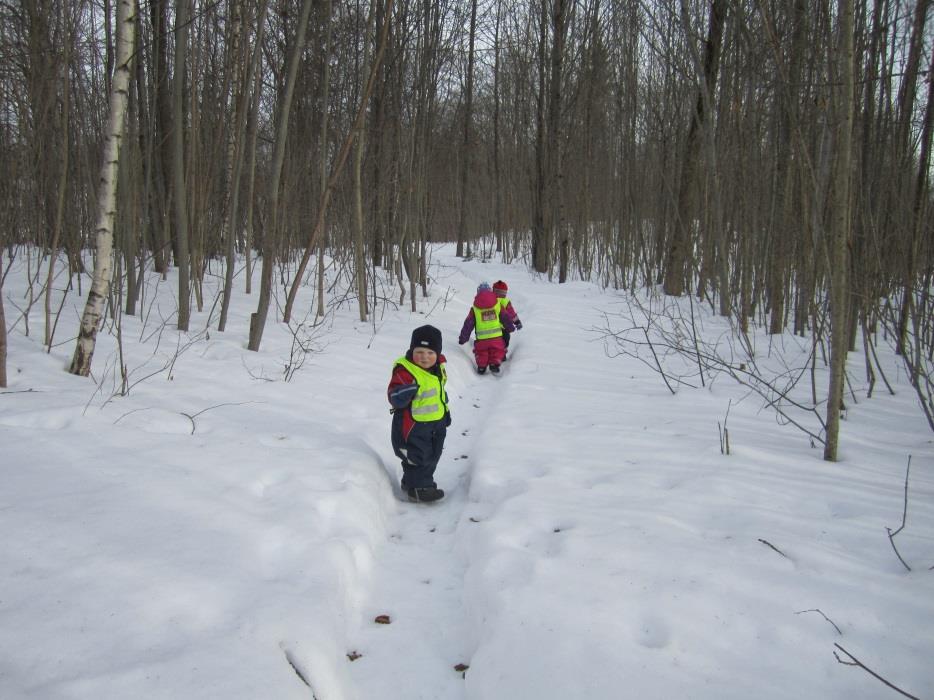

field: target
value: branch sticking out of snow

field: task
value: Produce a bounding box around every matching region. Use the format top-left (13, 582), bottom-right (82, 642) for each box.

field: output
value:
top-left (757, 538), bottom-right (790, 560)
top-left (794, 609), bottom-right (842, 635)
top-left (886, 456), bottom-right (913, 572)
top-left (833, 644), bottom-right (920, 700)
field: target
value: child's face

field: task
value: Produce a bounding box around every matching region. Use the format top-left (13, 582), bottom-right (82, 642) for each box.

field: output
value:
top-left (412, 348), bottom-right (437, 369)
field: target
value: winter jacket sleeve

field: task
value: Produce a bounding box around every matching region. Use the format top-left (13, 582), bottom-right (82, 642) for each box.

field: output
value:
top-left (500, 302), bottom-right (518, 325)
top-left (500, 307), bottom-right (516, 334)
top-left (388, 365), bottom-right (418, 408)
top-left (458, 311), bottom-right (475, 344)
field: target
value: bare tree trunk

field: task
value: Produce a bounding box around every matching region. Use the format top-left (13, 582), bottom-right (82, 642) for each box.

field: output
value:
top-left (0, 257), bottom-right (7, 388)
top-left (531, 0), bottom-right (549, 274)
top-left (316, 0), bottom-right (333, 319)
top-left (69, 0), bottom-right (136, 376)
top-left (768, 0), bottom-right (806, 334)
top-left (218, 0), bottom-right (245, 333)
top-left (218, 0), bottom-right (269, 329)
top-left (243, 57), bottom-right (262, 296)
top-left (550, 0), bottom-right (569, 283)
top-left (151, 0), bottom-right (173, 272)
top-left (282, 0), bottom-right (393, 325)
top-left (173, 0), bottom-right (191, 332)
top-left (895, 0), bottom-right (932, 355)
top-left (492, 0), bottom-right (504, 256)
top-left (248, 0), bottom-right (315, 351)
top-left (353, 0), bottom-right (376, 322)
top-left (45, 33), bottom-right (70, 348)
top-left (456, 0), bottom-right (477, 259)
top-left (663, 0), bottom-right (727, 297)
top-left (824, 0), bottom-right (855, 462)
top-left (899, 51), bottom-right (934, 386)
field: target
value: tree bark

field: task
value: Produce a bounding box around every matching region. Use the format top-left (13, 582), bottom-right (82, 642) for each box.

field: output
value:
top-left (0, 257), bottom-right (7, 388)
top-left (824, 0), bottom-right (855, 462)
top-left (899, 51), bottom-right (934, 387)
top-left (150, 0), bottom-right (173, 272)
top-left (663, 0), bottom-right (727, 297)
top-left (353, 0), bottom-right (376, 321)
top-left (281, 0), bottom-right (394, 325)
top-left (69, 0), bottom-right (136, 376)
top-left (531, 0), bottom-right (549, 274)
top-left (895, 0), bottom-right (932, 355)
top-left (549, 0), bottom-right (568, 283)
top-left (173, 0), bottom-right (191, 332)
top-left (316, 0), bottom-right (333, 319)
top-left (218, 0), bottom-right (245, 333)
top-left (456, 0), bottom-right (477, 259)
top-left (248, 0), bottom-right (315, 350)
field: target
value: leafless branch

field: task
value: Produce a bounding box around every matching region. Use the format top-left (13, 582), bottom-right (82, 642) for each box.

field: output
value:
top-left (886, 456), bottom-right (914, 572)
top-left (794, 608), bottom-right (842, 635)
top-left (596, 297), bottom-right (826, 445)
top-left (181, 401), bottom-right (260, 435)
top-left (833, 644), bottom-right (921, 700)
top-left (718, 399), bottom-right (731, 455)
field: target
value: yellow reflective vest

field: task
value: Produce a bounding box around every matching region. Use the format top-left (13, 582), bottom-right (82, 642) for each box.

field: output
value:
top-left (473, 304), bottom-right (503, 340)
top-left (395, 357), bottom-right (448, 422)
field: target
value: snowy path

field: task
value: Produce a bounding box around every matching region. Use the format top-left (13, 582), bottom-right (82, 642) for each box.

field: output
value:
top-left (4, 248), bottom-right (933, 700)
top-left (346, 329), bottom-right (510, 699)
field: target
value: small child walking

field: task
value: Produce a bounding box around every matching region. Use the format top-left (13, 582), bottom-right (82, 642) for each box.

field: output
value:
top-left (492, 280), bottom-right (523, 358)
top-left (387, 325), bottom-right (450, 503)
top-left (458, 283), bottom-right (516, 374)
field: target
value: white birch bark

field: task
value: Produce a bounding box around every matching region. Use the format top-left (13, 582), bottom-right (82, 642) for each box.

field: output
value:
top-left (69, 0), bottom-right (137, 376)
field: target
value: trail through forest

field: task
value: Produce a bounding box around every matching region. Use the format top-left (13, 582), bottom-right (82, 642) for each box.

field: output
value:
top-left (347, 270), bottom-right (520, 699)
top-left (1, 249), bottom-right (932, 699)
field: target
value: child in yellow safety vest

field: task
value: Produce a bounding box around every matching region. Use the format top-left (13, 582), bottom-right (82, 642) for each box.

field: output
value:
top-left (458, 283), bottom-right (516, 374)
top-left (387, 325), bottom-right (450, 503)
top-left (492, 280), bottom-right (522, 359)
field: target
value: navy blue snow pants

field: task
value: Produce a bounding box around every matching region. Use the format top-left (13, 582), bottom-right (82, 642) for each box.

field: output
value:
top-left (391, 416), bottom-right (447, 490)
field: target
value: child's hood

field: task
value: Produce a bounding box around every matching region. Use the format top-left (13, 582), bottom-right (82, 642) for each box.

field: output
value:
top-left (473, 289), bottom-right (498, 308)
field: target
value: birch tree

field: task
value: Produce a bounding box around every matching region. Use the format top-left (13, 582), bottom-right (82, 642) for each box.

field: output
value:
top-left (68, 0), bottom-right (136, 377)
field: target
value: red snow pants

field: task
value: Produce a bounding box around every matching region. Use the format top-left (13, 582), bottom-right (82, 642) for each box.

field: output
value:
top-left (473, 337), bottom-right (506, 369)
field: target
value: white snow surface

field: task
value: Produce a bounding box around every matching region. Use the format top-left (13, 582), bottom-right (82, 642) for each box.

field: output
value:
top-left (1, 245), bottom-right (932, 700)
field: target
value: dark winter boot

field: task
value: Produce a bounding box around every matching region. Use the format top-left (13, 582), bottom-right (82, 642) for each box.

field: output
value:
top-left (407, 487), bottom-right (445, 503)
top-left (489, 364), bottom-right (501, 374)
top-left (477, 366), bottom-right (487, 375)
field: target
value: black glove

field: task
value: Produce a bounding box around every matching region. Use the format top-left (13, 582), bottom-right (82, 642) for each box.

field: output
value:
top-left (514, 319), bottom-right (523, 331)
top-left (444, 411), bottom-right (452, 427)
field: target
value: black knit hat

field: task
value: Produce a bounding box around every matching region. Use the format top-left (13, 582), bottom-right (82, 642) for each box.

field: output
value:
top-left (410, 325), bottom-right (442, 354)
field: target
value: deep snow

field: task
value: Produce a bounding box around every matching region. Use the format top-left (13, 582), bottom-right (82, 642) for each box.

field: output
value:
top-left (1, 245), bottom-right (932, 699)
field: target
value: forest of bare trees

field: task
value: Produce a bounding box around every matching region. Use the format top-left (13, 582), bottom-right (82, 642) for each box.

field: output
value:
top-left (1, 0), bottom-right (932, 454)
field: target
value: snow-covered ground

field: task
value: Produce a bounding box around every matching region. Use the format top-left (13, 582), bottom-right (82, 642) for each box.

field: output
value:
top-left (1, 245), bottom-right (932, 699)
